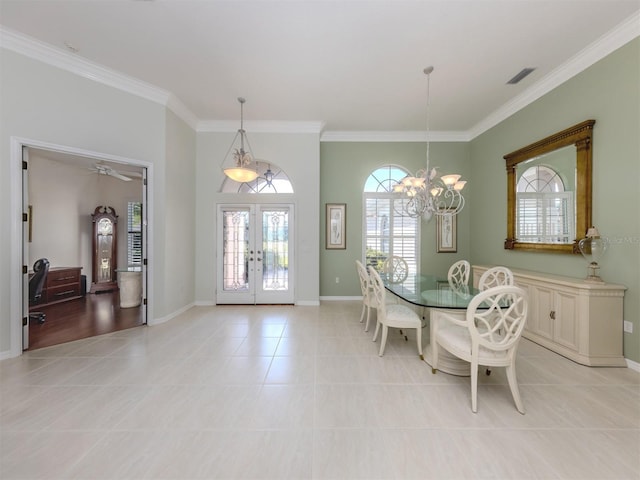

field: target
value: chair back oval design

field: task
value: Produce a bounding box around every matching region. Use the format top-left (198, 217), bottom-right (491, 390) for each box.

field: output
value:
top-left (467, 285), bottom-right (528, 350)
top-left (355, 260), bottom-right (370, 299)
top-left (382, 256), bottom-right (408, 284)
top-left (447, 260), bottom-right (470, 288)
top-left (478, 266), bottom-right (514, 291)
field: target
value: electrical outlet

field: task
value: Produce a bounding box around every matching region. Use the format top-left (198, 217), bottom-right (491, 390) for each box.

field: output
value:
top-left (623, 321), bottom-right (633, 333)
top-left (335, 277), bottom-right (340, 284)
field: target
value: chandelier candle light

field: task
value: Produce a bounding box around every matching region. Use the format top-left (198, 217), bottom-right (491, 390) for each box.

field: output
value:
top-left (394, 66), bottom-right (466, 221)
top-left (222, 97), bottom-right (260, 183)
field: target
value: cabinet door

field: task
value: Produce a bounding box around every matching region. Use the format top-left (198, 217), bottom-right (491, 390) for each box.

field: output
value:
top-left (531, 284), bottom-right (555, 340)
top-left (553, 291), bottom-right (579, 351)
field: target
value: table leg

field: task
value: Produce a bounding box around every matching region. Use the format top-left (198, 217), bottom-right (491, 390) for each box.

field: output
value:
top-left (424, 308), bottom-right (471, 377)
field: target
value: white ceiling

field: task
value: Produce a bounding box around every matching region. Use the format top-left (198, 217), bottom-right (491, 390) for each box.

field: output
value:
top-left (1, 0), bottom-right (639, 137)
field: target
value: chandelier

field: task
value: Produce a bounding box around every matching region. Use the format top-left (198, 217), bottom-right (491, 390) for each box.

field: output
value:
top-left (394, 67), bottom-right (466, 221)
top-left (222, 97), bottom-right (260, 183)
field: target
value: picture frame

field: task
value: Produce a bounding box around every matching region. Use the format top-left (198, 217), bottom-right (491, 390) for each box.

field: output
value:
top-left (326, 203), bottom-right (346, 249)
top-left (436, 211), bottom-right (457, 252)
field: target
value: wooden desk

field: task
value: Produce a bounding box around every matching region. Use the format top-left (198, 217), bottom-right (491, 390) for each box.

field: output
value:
top-left (30, 267), bottom-right (83, 307)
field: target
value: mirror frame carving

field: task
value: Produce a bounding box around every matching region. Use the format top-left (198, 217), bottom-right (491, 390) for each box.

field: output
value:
top-left (504, 119), bottom-right (595, 254)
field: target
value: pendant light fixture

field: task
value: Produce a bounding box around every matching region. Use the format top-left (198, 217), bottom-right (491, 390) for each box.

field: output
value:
top-left (222, 97), bottom-right (259, 183)
top-left (393, 67), bottom-right (466, 221)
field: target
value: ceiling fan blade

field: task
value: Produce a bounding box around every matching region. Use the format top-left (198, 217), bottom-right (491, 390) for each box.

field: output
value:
top-left (108, 170), bottom-right (133, 181)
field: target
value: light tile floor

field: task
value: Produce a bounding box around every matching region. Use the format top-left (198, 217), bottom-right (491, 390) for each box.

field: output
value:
top-left (1, 301), bottom-right (638, 479)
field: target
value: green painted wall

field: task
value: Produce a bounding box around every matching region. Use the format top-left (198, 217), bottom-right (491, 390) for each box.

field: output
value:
top-left (319, 38), bottom-right (639, 363)
top-left (470, 38), bottom-right (640, 363)
top-left (320, 141), bottom-right (471, 297)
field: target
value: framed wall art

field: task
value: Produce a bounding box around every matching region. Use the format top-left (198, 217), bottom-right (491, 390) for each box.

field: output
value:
top-left (326, 203), bottom-right (346, 249)
top-left (436, 211), bottom-right (457, 252)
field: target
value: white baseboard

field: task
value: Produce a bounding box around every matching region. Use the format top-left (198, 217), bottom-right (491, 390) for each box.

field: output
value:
top-left (194, 300), bottom-right (215, 306)
top-left (296, 300), bottom-right (321, 306)
top-left (626, 358), bottom-right (640, 372)
top-left (148, 302), bottom-right (195, 326)
top-left (320, 296), bottom-right (362, 301)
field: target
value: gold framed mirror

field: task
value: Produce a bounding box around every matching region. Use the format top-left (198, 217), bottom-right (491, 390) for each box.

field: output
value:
top-left (504, 119), bottom-right (595, 254)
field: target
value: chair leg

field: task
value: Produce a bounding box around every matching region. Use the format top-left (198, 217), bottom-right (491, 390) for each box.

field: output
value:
top-left (364, 305), bottom-right (372, 332)
top-left (506, 363), bottom-right (525, 414)
top-left (359, 303), bottom-right (366, 323)
top-left (372, 318), bottom-right (380, 341)
top-left (470, 359), bottom-right (479, 413)
top-left (378, 325), bottom-right (389, 356)
top-left (416, 327), bottom-right (424, 361)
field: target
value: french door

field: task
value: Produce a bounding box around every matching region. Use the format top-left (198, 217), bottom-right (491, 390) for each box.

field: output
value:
top-left (216, 204), bottom-right (294, 304)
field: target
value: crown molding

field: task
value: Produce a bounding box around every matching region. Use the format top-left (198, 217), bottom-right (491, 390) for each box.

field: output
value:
top-left (468, 11), bottom-right (640, 140)
top-left (320, 130), bottom-right (470, 142)
top-left (198, 120), bottom-right (325, 134)
top-left (0, 26), bottom-right (199, 129)
top-left (166, 94), bottom-right (199, 129)
top-left (2, 10), bottom-right (638, 141)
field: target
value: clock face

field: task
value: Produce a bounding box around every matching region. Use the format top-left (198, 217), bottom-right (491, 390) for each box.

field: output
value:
top-left (98, 218), bottom-right (113, 235)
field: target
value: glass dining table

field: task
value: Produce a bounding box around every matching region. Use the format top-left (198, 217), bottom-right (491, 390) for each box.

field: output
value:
top-left (382, 272), bottom-right (478, 376)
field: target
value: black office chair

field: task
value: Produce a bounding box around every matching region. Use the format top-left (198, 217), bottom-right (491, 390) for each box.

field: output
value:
top-left (29, 258), bottom-right (50, 324)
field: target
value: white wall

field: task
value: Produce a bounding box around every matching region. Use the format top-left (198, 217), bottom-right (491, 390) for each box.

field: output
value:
top-left (158, 109), bottom-right (197, 317)
top-left (0, 49), bottom-right (171, 357)
top-left (195, 131), bottom-right (320, 304)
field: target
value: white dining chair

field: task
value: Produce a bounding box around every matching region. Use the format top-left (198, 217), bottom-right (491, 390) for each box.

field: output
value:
top-left (382, 255), bottom-right (409, 284)
top-left (355, 260), bottom-right (395, 332)
top-left (431, 285), bottom-right (529, 413)
top-left (447, 260), bottom-right (470, 289)
top-left (477, 266), bottom-right (515, 376)
top-left (368, 266), bottom-right (423, 359)
top-left (478, 266), bottom-right (514, 290)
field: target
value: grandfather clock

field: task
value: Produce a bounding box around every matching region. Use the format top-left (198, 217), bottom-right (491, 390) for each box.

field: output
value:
top-left (90, 206), bottom-right (118, 293)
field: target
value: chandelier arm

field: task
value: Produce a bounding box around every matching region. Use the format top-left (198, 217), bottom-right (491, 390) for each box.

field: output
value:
top-left (221, 130), bottom-right (242, 169)
top-left (242, 132), bottom-right (255, 162)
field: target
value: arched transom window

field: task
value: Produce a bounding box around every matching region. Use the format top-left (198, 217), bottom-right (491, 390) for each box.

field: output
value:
top-left (363, 165), bottom-right (419, 276)
top-left (221, 161), bottom-right (294, 193)
top-left (516, 165), bottom-right (574, 243)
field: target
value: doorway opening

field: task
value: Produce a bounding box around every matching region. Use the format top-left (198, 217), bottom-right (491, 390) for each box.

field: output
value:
top-left (19, 140), bottom-right (150, 351)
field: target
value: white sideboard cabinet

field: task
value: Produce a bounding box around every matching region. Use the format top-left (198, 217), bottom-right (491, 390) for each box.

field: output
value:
top-left (472, 265), bottom-right (626, 367)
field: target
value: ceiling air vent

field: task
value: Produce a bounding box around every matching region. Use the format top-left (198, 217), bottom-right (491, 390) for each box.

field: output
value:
top-left (507, 68), bottom-right (536, 85)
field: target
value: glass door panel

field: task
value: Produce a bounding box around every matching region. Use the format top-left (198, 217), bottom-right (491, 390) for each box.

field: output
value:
top-left (217, 204), bottom-right (294, 304)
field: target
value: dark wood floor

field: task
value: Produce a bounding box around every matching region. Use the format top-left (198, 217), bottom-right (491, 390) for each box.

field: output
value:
top-left (28, 291), bottom-right (145, 351)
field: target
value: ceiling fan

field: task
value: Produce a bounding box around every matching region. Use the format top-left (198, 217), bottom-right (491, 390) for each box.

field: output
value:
top-left (89, 163), bottom-right (140, 182)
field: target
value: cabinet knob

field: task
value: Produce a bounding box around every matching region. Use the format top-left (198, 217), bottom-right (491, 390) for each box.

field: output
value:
top-left (550, 310), bottom-right (556, 320)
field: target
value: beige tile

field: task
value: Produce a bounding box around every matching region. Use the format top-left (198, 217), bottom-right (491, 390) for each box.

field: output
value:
top-left (0, 301), bottom-right (638, 480)
top-left (1, 431), bottom-right (104, 479)
top-left (212, 430), bottom-right (313, 479)
top-left (265, 355), bottom-right (316, 384)
top-left (312, 429), bottom-right (398, 479)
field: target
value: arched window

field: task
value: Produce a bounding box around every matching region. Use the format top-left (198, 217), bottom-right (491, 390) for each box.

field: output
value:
top-left (516, 165), bottom-right (574, 243)
top-left (363, 165), bottom-right (419, 276)
top-left (221, 161), bottom-right (293, 193)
